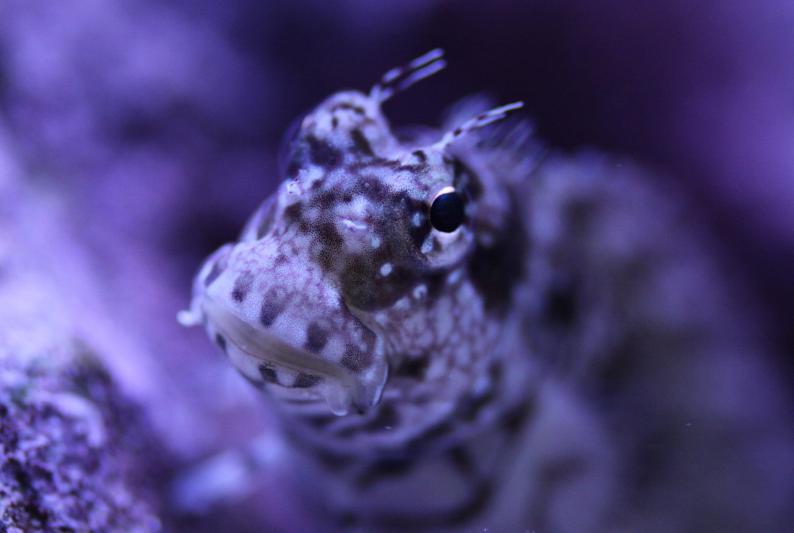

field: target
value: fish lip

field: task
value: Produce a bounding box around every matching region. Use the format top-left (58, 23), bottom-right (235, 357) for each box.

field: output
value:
top-left (202, 294), bottom-right (354, 383)
top-left (199, 294), bottom-right (385, 415)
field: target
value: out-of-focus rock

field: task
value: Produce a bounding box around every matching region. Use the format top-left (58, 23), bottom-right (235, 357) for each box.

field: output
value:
top-left (0, 134), bottom-right (164, 531)
top-left (0, 350), bottom-right (162, 532)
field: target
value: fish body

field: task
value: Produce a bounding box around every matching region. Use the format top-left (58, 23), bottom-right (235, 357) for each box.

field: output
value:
top-left (180, 50), bottom-right (563, 530)
top-left (180, 51), bottom-right (791, 532)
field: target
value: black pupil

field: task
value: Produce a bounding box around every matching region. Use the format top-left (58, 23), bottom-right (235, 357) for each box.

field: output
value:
top-left (430, 191), bottom-right (465, 233)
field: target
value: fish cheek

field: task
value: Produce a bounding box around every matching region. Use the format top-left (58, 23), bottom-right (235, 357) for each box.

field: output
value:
top-left (339, 243), bottom-right (418, 312)
top-left (339, 203), bottom-right (421, 311)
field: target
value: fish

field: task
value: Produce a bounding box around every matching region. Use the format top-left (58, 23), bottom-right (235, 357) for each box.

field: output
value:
top-left (179, 50), bottom-right (792, 532)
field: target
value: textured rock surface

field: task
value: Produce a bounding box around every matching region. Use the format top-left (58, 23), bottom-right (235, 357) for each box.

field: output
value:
top-left (0, 352), bottom-right (161, 532)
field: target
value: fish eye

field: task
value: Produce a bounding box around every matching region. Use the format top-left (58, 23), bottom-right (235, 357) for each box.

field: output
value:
top-left (429, 186), bottom-right (465, 233)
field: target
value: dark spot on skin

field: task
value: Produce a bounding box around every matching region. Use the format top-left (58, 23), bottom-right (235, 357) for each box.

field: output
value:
top-left (314, 190), bottom-right (338, 209)
top-left (214, 334), bottom-right (227, 353)
top-left (397, 163), bottom-right (425, 173)
top-left (397, 193), bottom-right (432, 249)
top-left (350, 128), bottom-right (374, 157)
top-left (286, 157), bottom-right (301, 178)
top-left (409, 217), bottom-right (432, 250)
top-left (348, 158), bottom-right (400, 174)
top-left (406, 420), bottom-right (454, 454)
top-left (446, 482), bottom-right (493, 526)
top-left (304, 414), bottom-right (336, 429)
top-left (356, 176), bottom-right (391, 202)
top-left (313, 448), bottom-right (354, 472)
top-left (543, 280), bottom-right (579, 327)
top-left (283, 202), bottom-right (303, 224)
top-left (231, 272), bottom-right (254, 303)
top-left (306, 135), bottom-right (342, 168)
top-left (332, 101), bottom-right (366, 116)
top-left (457, 388), bottom-right (494, 422)
top-left (318, 248), bottom-right (335, 271)
top-left (425, 271), bottom-right (447, 300)
top-left (304, 322), bottom-right (328, 354)
top-left (389, 265), bottom-right (416, 290)
top-left (293, 373), bottom-right (322, 388)
top-left (468, 199), bottom-right (527, 313)
top-left (316, 221), bottom-right (343, 248)
top-left (340, 254), bottom-right (417, 311)
top-left (258, 364), bottom-right (278, 384)
top-left (448, 446), bottom-right (475, 475)
top-left (260, 288), bottom-right (287, 327)
top-left (337, 191), bottom-right (426, 310)
top-left (453, 127), bottom-right (462, 136)
top-left (502, 400), bottom-right (536, 435)
top-left (355, 456), bottom-right (413, 488)
top-left (340, 344), bottom-right (373, 372)
top-left (331, 116), bottom-right (339, 128)
top-left (373, 157), bottom-right (401, 169)
top-left (260, 302), bottom-right (281, 327)
top-left (395, 356), bottom-right (429, 379)
top-left (364, 403), bottom-right (399, 432)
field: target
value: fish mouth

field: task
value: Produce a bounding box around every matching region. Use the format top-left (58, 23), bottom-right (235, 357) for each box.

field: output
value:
top-left (198, 294), bottom-right (385, 416)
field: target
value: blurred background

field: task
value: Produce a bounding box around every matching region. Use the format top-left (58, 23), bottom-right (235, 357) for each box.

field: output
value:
top-left (1, 1), bottom-right (793, 531)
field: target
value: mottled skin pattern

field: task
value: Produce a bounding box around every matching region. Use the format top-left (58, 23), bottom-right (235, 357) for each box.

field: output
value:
top-left (181, 51), bottom-right (604, 531)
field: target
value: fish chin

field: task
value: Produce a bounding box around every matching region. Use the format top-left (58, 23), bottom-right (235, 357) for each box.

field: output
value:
top-left (199, 295), bottom-right (385, 416)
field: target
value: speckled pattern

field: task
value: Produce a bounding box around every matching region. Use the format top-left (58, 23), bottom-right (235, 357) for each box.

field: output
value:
top-left (1, 3), bottom-right (794, 531)
top-left (182, 52), bottom-right (794, 532)
top-left (181, 51), bottom-right (547, 529)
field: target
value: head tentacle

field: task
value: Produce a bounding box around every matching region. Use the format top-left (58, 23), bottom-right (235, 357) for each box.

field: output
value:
top-left (433, 101), bottom-right (525, 152)
top-left (370, 48), bottom-right (447, 104)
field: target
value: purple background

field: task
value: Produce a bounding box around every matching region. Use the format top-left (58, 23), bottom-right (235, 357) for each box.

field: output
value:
top-left (1, 0), bottom-right (793, 528)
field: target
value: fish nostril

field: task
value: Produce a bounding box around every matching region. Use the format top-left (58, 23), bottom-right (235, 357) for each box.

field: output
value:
top-left (203, 259), bottom-right (225, 288)
top-left (201, 244), bottom-right (233, 289)
top-left (255, 197), bottom-right (278, 239)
